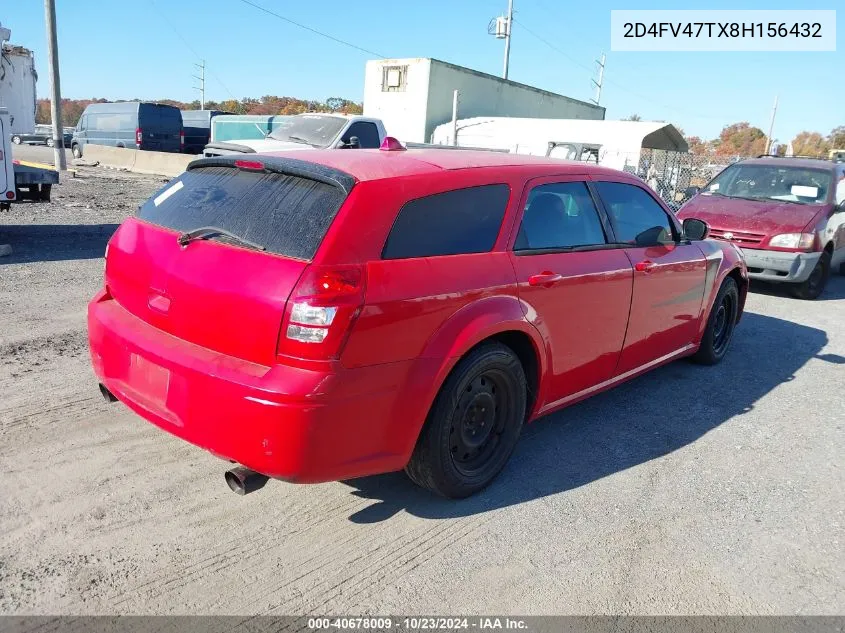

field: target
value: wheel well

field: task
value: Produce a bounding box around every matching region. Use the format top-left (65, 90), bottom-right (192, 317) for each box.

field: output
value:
top-left (727, 267), bottom-right (747, 323)
top-left (824, 241), bottom-right (834, 254)
top-left (485, 331), bottom-right (540, 420)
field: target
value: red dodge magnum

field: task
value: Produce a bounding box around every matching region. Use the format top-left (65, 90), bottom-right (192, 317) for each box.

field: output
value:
top-left (88, 143), bottom-right (747, 498)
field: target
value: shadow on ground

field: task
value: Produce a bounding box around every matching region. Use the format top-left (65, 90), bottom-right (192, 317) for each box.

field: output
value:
top-left (750, 273), bottom-right (845, 301)
top-left (341, 311), bottom-right (830, 523)
top-left (0, 223), bottom-right (118, 264)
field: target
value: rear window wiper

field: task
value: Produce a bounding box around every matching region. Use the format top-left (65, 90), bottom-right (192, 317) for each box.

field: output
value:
top-left (177, 226), bottom-right (266, 251)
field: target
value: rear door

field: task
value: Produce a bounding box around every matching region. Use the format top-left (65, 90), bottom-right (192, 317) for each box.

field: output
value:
top-left (591, 178), bottom-right (707, 374)
top-left (509, 176), bottom-right (633, 403)
top-left (106, 161), bottom-right (350, 366)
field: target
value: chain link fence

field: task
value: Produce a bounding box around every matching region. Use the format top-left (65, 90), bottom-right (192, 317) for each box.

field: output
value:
top-left (633, 149), bottom-right (733, 211)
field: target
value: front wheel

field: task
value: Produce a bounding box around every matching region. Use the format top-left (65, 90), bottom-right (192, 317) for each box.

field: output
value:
top-left (693, 277), bottom-right (739, 365)
top-left (46, 138), bottom-right (54, 147)
top-left (71, 144), bottom-right (82, 159)
top-left (11, 135), bottom-right (21, 144)
top-left (789, 251), bottom-right (830, 300)
top-left (405, 342), bottom-right (527, 498)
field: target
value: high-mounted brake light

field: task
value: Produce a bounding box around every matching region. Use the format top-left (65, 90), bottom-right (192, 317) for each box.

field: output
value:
top-left (234, 159), bottom-right (265, 171)
top-left (277, 264), bottom-right (367, 361)
top-left (379, 136), bottom-right (406, 151)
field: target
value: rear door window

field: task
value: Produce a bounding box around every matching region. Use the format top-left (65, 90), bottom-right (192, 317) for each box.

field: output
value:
top-left (515, 182), bottom-right (607, 250)
top-left (382, 184), bottom-right (510, 259)
top-left (138, 166), bottom-right (347, 260)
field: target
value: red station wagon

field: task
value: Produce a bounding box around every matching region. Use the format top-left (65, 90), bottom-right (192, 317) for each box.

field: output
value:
top-left (88, 143), bottom-right (748, 498)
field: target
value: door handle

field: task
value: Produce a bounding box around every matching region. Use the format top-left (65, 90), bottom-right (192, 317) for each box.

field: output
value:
top-left (635, 260), bottom-right (656, 273)
top-left (528, 272), bottom-right (564, 287)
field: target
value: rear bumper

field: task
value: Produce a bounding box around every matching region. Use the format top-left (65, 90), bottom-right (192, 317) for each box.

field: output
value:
top-left (739, 248), bottom-right (821, 283)
top-left (88, 291), bottom-right (424, 482)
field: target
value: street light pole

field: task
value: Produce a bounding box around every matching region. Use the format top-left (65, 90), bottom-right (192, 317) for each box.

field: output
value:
top-left (43, 0), bottom-right (66, 170)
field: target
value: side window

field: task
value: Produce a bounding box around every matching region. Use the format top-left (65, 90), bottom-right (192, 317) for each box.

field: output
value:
top-left (343, 122), bottom-right (381, 148)
top-left (594, 181), bottom-right (675, 246)
top-left (836, 169), bottom-right (845, 206)
top-left (382, 184), bottom-right (510, 259)
top-left (515, 182), bottom-right (607, 250)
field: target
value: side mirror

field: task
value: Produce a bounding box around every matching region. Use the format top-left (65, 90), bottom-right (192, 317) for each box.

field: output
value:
top-left (835, 202), bottom-right (845, 214)
top-left (682, 217), bottom-right (710, 241)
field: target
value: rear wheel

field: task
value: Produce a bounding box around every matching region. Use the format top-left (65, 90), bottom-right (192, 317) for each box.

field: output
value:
top-left (11, 135), bottom-right (21, 144)
top-left (71, 144), bottom-right (82, 159)
top-left (405, 342), bottom-right (527, 498)
top-left (789, 251), bottom-right (830, 300)
top-left (693, 277), bottom-right (739, 365)
top-left (38, 184), bottom-right (52, 202)
top-left (46, 138), bottom-right (54, 147)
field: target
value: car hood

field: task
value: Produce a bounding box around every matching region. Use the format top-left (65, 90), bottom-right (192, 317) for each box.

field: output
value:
top-left (230, 138), bottom-right (315, 152)
top-left (678, 194), bottom-right (823, 235)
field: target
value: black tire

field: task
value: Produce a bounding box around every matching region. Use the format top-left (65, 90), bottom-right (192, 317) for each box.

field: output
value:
top-left (38, 184), bottom-right (52, 202)
top-left (789, 251), bottom-right (830, 300)
top-left (405, 342), bottom-right (527, 498)
top-left (46, 138), bottom-right (54, 148)
top-left (11, 135), bottom-right (21, 144)
top-left (71, 144), bottom-right (82, 159)
top-left (693, 277), bottom-right (739, 365)
top-left (839, 261), bottom-right (845, 277)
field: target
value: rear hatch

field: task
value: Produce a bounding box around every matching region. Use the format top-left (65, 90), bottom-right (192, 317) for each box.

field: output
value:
top-left (105, 157), bottom-right (354, 365)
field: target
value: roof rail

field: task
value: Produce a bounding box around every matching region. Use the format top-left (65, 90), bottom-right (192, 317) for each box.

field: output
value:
top-left (405, 142), bottom-right (510, 153)
top-left (755, 154), bottom-right (831, 160)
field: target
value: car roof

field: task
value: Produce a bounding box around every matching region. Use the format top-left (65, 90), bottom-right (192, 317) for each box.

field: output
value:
top-left (739, 156), bottom-right (836, 171)
top-left (257, 148), bottom-right (625, 182)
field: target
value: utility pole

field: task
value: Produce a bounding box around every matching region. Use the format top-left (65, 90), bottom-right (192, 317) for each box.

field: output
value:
top-left (193, 60), bottom-right (206, 110)
top-left (451, 90), bottom-right (459, 146)
top-left (765, 95), bottom-right (779, 155)
top-left (502, 0), bottom-right (513, 80)
top-left (590, 52), bottom-right (606, 106)
top-left (43, 0), bottom-right (66, 170)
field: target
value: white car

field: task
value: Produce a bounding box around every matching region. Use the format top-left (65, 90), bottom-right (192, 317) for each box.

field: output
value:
top-left (203, 113), bottom-right (387, 157)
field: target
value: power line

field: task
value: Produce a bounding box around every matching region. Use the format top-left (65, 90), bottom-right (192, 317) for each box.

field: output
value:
top-left (236, 0), bottom-right (386, 58)
top-left (147, 0), bottom-right (238, 102)
top-left (513, 16), bottom-right (730, 122)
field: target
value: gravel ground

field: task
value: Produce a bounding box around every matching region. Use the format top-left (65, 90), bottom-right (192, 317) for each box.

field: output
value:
top-left (0, 164), bottom-right (843, 615)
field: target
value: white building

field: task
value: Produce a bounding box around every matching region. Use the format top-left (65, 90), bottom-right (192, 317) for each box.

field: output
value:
top-left (364, 58), bottom-right (604, 144)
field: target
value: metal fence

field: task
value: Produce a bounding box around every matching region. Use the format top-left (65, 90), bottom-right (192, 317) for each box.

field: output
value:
top-left (634, 149), bottom-right (730, 211)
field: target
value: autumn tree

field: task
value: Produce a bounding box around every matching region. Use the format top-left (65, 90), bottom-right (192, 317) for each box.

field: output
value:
top-left (685, 135), bottom-right (709, 156)
top-left (714, 122), bottom-right (767, 157)
top-left (790, 131), bottom-right (830, 158)
top-left (828, 126), bottom-right (845, 149)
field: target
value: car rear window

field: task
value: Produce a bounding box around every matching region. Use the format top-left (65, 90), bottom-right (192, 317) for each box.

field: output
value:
top-left (138, 166), bottom-right (346, 260)
top-left (382, 184), bottom-right (510, 259)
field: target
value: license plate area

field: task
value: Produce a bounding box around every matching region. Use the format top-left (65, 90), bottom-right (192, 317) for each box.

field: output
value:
top-left (128, 353), bottom-right (170, 405)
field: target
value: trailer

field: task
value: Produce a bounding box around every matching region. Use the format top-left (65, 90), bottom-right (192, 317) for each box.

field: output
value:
top-left (1, 22), bottom-right (59, 209)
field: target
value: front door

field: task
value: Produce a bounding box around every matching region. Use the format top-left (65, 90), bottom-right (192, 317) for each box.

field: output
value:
top-left (509, 177), bottom-right (634, 405)
top-left (591, 179), bottom-right (707, 375)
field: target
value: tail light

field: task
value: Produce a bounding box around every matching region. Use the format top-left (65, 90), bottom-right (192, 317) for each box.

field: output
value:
top-left (277, 264), bottom-right (366, 361)
top-left (179, 130), bottom-right (185, 150)
top-left (135, 128), bottom-right (142, 146)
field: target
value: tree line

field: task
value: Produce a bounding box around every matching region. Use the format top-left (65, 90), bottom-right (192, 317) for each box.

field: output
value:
top-left (35, 96), bottom-right (364, 127)
top-left (625, 114), bottom-right (845, 159)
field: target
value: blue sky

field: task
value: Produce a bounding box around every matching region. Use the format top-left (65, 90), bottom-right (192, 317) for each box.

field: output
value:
top-left (5, 0), bottom-right (842, 143)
